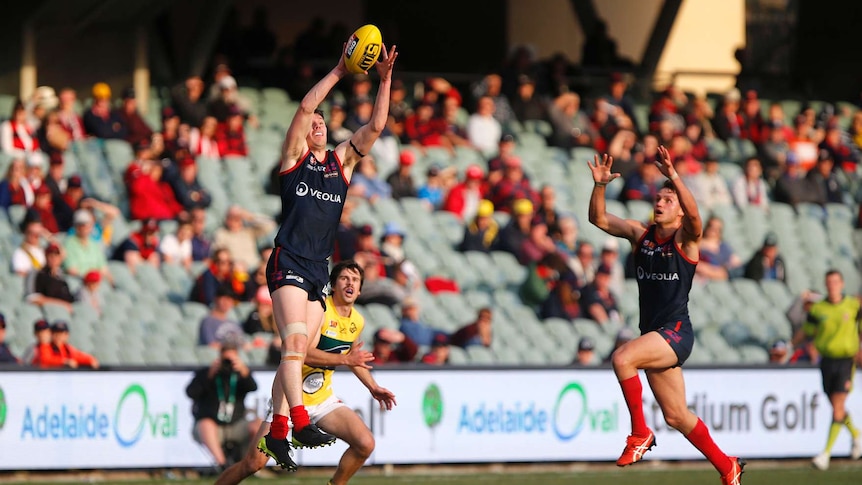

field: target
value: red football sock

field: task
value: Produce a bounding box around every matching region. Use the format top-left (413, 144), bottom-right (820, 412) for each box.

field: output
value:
top-left (686, 419), bottom-right (732, 474)
top-left (270, 414), bottom-right (289, 440)
top-left (290, 405), bottom-right (311, 432)
top-left (619, 375), bottom-right (649, 436)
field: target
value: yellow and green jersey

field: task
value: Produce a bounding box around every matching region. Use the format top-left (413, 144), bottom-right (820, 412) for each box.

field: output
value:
top-left (804, 296), bottom-right (861, 359)
top-left (301, 296), bottom-right (365, 405)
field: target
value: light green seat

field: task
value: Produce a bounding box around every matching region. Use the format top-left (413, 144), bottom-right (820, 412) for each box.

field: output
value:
top-left (737, 344), bottom-right (769, 364)
top-left (447, 345), bottom-right (468, 365)
top-left (466, 345), bottom-right (495, 365)
top-left (626, 200), bottom-right (653, 224)
top-left (490, 251), bottom-right (526, 288)
top-left (363, 303), bottom-right (400, 330)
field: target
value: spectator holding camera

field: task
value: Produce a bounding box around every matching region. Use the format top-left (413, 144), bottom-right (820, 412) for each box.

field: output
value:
top-left (186, 335), bottom-right (258, 471)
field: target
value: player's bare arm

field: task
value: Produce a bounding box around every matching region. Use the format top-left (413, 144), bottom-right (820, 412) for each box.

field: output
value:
top-left (303, 318), bottom-right (374, 368)
top-left (279, 47), bottom-right (349, 172)
top-left (655, 145), bottom-right (702, 255)
top-left (336, 43), bottom-right (398, 178)
top-left (350, 365), bottom-right (397, 411)
top-left (587, 153), bottom-right (646, 243)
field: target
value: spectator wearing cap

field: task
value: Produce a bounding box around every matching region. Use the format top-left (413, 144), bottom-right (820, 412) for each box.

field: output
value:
top-left (1, 100), bottom-right (40, 157)
top-left (731, 157), bottom-right (770, 212)
top-left (511, 74), bottom-right (550, 125)
top-left (199, 285), bottom-right (244, 347)
top-left (458, 199), bottom-right (499, 253)
top-left (171, 153), bottom-right (212, 211)
top-left (467, 95), bottom-right (503, 157)
top-left (581, 263), bottom-right (621, 326)
top-left (0, 314), bottom-right (20, 364)
top-left (11, 219), bottom-right (53, 277)
top-left (57, 88), bottom-right (85, 141)
top-left (171, 76), bottom-right (207, 128)
top-left (371, 328), bottom-right (418, 364)
top-left (385, 150), bottom-right (419, 200)
top-left (28, 242), bottom-right (74, 312)
top-left (421, 333), bottom-right (451, 366)
top-left (450, 307), bottom-right (493, 348)
top-left (63, 209), bottom-right (109, 280)
top-left (494, 198), bottom-right (534, 257)
top-left (189, 116), bottom-right (221, 159)
top-left (806, 150), bottom-right (845, 206)
top-left (216, 105), bottom-right (248, 157)
top-left (488, 155), bottom-right (538, 215)
top-left (159, 217), bottom-right (194, 270)
top-left (83, 82), bottom-right (127, 139)
top-left (76, 270), bottom-right (104, 316)
top-left (443, 164), bottom-right (486, 221)
top-left (399, 298), bottom-right (447, 347)
top-left (207, 75), bottom-right (239, 123)
top-left (35, 321), bottom-right (99, 369)
top-left (696, 216), bottom-right (743, 282)
top-left (572, 337), bottom-right (598, 366)
top-left (212, 205), bottom-right (276, 272)
top-left (115, 87), bottom-right (153, 147)
top-left (21, 319), bottom-right (51, 365)
top-left (112, 218), bottom-right (161, 271)
top-left (380, 222), bottom-right (410, 270)
top-left (744, 232), bottom-right (787, 283)
top-left (349, 157), bottom-right (392, 203)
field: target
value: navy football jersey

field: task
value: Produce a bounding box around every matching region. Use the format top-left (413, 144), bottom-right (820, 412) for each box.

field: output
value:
top-left (633, 225), bottom-right (697, 332)
top-left (274, 150), bottom-right (349, 262)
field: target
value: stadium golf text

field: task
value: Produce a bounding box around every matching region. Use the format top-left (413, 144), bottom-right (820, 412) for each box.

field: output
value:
top-left (0, 367), bottom-right (854, 469)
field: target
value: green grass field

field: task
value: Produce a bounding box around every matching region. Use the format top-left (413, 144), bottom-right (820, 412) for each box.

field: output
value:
top-left (4, 461), bottom-right (862, 485)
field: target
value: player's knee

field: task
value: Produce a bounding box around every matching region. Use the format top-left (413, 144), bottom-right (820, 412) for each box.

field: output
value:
top-left (662, 410), bottom-right (686, 431)
top-left (353, 432), bottom-right (375, 458)
top-left (610, 347), bottom-right (630, 371)
top-left (242, 452), bottom-right (267, 476)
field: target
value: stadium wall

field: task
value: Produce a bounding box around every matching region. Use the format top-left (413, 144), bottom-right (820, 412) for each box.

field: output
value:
top-left (0, 366), bottom-right (857, 470)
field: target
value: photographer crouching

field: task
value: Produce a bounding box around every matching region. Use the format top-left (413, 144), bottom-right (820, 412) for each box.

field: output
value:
top-left (186, 333), bottom-right (259, 472)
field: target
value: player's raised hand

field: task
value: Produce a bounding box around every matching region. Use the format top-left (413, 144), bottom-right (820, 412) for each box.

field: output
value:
top-left (587, 153), bottom-right (620, 186)
top-left (654, 145), bottom-right (678, 179)
top-left (375, 44), bottom-right (398, 80)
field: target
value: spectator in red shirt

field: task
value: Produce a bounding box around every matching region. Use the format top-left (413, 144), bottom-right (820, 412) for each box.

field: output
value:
top-left (34, 321), bottom-right (99, 369)
top-left (1, 100), bottom-right (40, 157)
top-left (216, 105), bottom-right (248, 157)
top-left (443, 164), bottom-right (486, 220)
top-left (116, 88), bottom-right (153, 148)
top-left (189, 116), bottom-right (221, 159)
top-left (126, 142), bottom-right (184, 221)
top-left (740, 90), bottom-right (766, 145)
top-left (404, 102), bottom-right (451, 151)
top-left (30, 184), bottom-right (60, 233)
top-left (488, 156), bottom-right (538, 213)
top-left (421, 333), bottom-right (450, 366)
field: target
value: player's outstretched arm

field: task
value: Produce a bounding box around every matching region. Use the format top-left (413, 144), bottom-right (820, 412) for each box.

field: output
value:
top-left (587, 153), bottom-right (645, 243)
top-left (280, 46), bottom-right (349, 172)
top-left (655, 145), bottom-right (702, 243)
top-left (338, 44), bottom-right (398, 174)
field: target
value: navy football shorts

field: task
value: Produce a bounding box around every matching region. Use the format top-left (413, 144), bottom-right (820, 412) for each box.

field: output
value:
top-left (820, 357), bottom-right (855, 395)
top-left (266, 247), bottom-right (329, 309)
top-left (647, 318), bottom-right (695, 367)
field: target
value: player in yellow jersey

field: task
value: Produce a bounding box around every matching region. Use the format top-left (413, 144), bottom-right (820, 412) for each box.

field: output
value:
top-left (803, 270), bottom-right (862, 470)
top-left (217, 260), bottom-right (396, 484)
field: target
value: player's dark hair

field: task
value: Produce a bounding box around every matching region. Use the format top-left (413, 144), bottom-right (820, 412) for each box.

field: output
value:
top-left (313, 108), bottom-right (325, 120)
top-left (330, 260), bottom-right (365, 289)
top-left (825, 269), bottom-right (842, 280)
top-left (661, 179), bottom-right (679, 195)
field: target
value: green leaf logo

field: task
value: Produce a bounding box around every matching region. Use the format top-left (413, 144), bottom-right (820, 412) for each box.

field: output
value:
top-left (422, 383), bottom-right (443, 429)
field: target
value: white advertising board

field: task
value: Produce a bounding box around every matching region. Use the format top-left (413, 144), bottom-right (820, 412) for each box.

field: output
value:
top-left (0, 367), bottom-right (858, 470)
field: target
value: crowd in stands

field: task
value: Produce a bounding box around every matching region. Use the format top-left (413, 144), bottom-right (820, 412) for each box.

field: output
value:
top-left (1, 15), bottom-right (861, 369)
